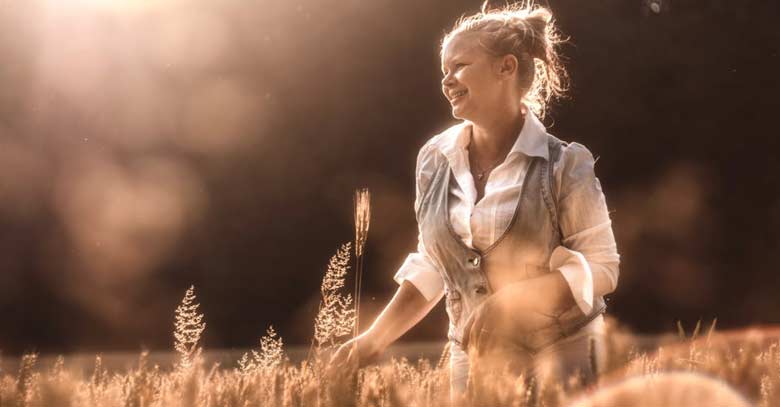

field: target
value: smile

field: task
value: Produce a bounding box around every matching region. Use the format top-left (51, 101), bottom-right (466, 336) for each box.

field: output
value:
top-left (450, 89), bottom-right (468, 103)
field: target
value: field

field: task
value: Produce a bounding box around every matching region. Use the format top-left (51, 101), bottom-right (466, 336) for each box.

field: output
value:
top-left (3, 244), bottom-right (779, 406)
top-left (4, 321), bottom-right (780, 406)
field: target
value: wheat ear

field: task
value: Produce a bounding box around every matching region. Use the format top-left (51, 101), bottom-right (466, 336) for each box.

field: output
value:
top-left (353, 188), bottom-right (371, 341)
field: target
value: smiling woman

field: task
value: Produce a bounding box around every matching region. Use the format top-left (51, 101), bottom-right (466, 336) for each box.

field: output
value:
top-left (440, 3), bottom-right (567, 121)
top-left (331, 1), bottom-right (620, 401)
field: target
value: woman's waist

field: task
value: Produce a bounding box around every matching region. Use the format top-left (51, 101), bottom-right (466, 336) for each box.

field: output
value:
top-left (448, 314), bottom-right (606, 354)
top-left (433, 253), bottom-right (552, 296)
top-left (475, 259), bottom-right (553, 292)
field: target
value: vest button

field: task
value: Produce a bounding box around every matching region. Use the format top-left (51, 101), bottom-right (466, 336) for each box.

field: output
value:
top-left (469, 256), bottom-right (481, 267)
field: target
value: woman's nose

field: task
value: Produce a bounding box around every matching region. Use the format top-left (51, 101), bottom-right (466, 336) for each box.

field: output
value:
top-left (441, 73), bottom-right (455, 87)
top-left (441, 74), bottom-right (455, 93)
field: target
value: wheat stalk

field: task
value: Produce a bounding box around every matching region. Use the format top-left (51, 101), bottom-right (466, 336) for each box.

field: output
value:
top-left (353, 188), bottom-right (371, 342)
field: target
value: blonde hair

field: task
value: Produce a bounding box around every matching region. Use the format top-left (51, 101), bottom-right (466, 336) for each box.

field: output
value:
top-left (441, 1), bottom-right (569, 118)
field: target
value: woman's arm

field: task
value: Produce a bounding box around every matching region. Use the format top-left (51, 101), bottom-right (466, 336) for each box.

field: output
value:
top-left (553, 142), bottom-right (620, 313)
top-left (331, 137), bottom-right (447, 368)
top-left (330, 280), bottom-right (442, 367)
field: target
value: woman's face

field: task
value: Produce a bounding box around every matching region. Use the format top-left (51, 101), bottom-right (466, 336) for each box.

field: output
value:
top-left (441, 33), bottom-right (507, 121)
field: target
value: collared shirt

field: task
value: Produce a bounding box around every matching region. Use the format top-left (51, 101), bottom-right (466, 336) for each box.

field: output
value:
top-left (394, 109), bottom-right (620, 314)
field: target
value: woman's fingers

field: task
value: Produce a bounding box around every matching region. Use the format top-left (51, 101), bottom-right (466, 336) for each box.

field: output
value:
top-left (326, 343), bottom-right (360, 382)
top-left (476, 323), bottom-right (501, 357)
top-left (330, 341), bottom-right (357, 370)
top-left (328, 345), bottom-right (346, 369)
top-left (331, 337), bottom-right (382, 369)
top-left (477, 310), bottom-right (514, 357)
top-left (351, 341), bottom-right (374, 368)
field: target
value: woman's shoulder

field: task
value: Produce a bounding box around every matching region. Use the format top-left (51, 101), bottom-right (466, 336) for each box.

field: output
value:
top-left (413, 122), bottom-right (466, 204)
top-left (550, 135), bottom-right (599, 193)
top-left (551, 135), bottom-right (597, 171)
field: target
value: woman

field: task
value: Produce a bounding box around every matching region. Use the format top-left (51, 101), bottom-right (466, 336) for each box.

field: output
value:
top-left (332, 2), bottom-right (620, 396)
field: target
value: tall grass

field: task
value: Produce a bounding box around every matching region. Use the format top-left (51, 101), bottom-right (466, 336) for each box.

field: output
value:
top-left (2, 248), bottom-right (780, 405)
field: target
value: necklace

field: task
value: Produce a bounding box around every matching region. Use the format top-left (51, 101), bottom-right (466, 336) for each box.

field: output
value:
top-left (469, 111), bottom-right (526, 183)
top-left (471, 153), bottom-right (505, 182)
top-left (468, 123), bottom-right (519, 183)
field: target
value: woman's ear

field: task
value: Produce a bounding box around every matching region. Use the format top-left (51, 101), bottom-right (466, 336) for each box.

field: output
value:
top-left (497, 54), bottom-right (519, 79)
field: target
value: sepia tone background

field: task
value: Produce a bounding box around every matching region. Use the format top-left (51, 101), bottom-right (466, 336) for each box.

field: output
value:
top-left (0, 0), bottom-right (778, 354)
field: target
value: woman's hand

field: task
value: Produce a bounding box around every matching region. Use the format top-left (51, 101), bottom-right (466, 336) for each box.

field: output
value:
top-left (462, 271), bottom-right (576, 356)
top-left (326, 281), bottom-right (441, 376)
top-left (328, 331), bottom-right (385, 372)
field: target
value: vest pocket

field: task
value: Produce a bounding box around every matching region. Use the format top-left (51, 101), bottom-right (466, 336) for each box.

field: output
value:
top-left (445, 289), bottom-right (463, 324)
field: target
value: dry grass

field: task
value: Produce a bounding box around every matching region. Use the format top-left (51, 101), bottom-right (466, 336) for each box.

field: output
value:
top-left (313, 242), bottom-right (356, 352)
top-left (2, 245), bottom-right (779, 406)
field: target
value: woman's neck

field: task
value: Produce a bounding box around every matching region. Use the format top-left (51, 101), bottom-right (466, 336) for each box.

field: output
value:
top-left (469, 105), bottom-right (526, 161)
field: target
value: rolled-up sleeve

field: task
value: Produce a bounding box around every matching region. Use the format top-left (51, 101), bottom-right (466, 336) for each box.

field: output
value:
top-left (550, 142), bottom-right (620, 314)
top-left (393, 141), bottom-right (445, 302)
top-left (394, 236), bottom-right (445, 301)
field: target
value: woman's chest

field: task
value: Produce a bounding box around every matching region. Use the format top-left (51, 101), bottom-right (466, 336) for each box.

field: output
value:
top-left (447, 157), bottom-right (532, 251)
top-left (418, 156), bottom-right (561, 292)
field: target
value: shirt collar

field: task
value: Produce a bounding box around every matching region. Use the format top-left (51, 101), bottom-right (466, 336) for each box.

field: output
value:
top-left (435, 108), bottom-right (549, 162)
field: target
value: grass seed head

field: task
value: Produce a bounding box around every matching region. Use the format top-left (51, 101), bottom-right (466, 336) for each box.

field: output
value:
top-left (314, 243), bottom-right (356, 350)
top-left (174, 285), bottom-right (207, 371)
top-left (353, 188), bottom-right (371, 258)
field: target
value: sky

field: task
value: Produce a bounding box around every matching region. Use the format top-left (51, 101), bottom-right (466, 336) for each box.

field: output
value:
top-left (0, 0), bottom-right (778, 354)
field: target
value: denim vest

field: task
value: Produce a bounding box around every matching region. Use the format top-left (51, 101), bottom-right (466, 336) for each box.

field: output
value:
top-left (416, 134), bottom-right (606, 350)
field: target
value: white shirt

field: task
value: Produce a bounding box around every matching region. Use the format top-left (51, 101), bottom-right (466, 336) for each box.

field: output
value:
top-left (394, 109), bottom-right (620, 314)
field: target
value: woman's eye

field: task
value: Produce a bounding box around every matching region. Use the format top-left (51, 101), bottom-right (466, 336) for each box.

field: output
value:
top-left (442, 63), bottom-right (467, 76)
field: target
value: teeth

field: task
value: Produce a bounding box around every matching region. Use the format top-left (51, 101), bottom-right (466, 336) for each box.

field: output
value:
top-left (452, 90), bottom-right (466, 99)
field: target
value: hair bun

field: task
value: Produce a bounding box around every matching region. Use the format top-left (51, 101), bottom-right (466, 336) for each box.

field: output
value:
top-left (518, 9), bottom-right (552, 61)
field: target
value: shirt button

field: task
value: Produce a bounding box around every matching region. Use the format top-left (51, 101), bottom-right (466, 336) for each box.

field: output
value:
top-left (469, 256), bottom-right (481, 267)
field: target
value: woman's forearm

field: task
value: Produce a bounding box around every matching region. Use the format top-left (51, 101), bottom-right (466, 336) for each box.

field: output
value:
top-left (363, 280), bottom-right (443, 350)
